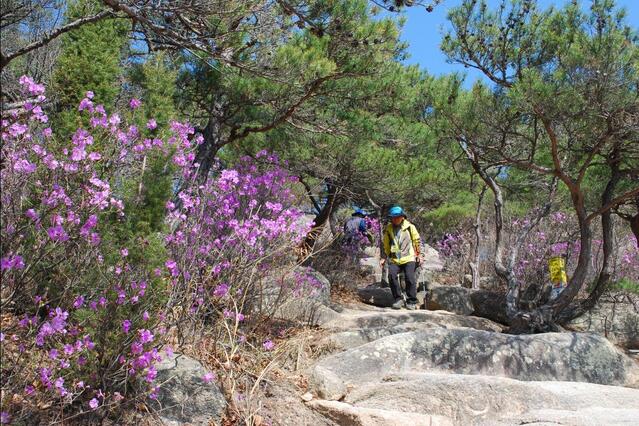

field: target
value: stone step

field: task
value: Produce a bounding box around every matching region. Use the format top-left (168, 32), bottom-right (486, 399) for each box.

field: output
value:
top-left (307, 399), bottom-right (454, 426)
top-left (339, 372), bottom-right (639, 426)
top-left (321, 308), bottom-right (502, 333)
top-left (311, 329), bottom-right (639, 401)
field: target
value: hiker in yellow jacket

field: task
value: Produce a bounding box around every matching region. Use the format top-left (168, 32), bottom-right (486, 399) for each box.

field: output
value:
top-left (381, 206), bottom-right (421, 310)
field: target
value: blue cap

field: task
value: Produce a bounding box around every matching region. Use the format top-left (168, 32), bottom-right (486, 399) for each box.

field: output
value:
top-left (352, 208), bottom-right (366, 217)
top-left (388, 206), bottom-right (405, 217)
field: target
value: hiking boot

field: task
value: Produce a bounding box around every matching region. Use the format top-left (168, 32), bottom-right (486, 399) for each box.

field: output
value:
top-left (391, 299), bottom-right (404, 310)
top-left (406, 302), bottom-right (418, 311)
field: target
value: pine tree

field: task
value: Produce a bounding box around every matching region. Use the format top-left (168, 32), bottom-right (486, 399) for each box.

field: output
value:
top-left (51, 0), bottom-right (128, 139)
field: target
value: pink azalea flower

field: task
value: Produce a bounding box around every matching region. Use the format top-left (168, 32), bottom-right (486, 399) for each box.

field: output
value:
top-left (202, 372), bottom-right (216, 384)
top-left (263, 340), bottom-right (275, 351)
top-left (129, 98), bottom-right (142, 109)
top-left (89, 398), bottom-right (99, 409)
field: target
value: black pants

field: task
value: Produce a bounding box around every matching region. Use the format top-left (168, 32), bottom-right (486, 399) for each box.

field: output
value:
top-left (389, 261), bottom-right (417, 304)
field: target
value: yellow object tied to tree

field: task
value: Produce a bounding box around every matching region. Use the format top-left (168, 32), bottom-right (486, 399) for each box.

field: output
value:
top-left (548, 256), bottom-right (568, 288)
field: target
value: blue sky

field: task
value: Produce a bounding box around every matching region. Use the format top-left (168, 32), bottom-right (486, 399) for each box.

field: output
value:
top-left (398, 0), bottom-right (639, 84)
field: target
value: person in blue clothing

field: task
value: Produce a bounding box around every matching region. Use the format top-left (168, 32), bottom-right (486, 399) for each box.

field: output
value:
top-left (343, 208), bottom-right (373, 246)
top-left (380, 206), bottom-right (421, 310)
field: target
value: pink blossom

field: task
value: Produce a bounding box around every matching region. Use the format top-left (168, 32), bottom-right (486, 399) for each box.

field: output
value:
top-left (165, 259), bottom-right (179, 277)
top-left (138, 329), bottom-right (154, 344)
top-left (202, 372), bottom-right (216, 384)
top-left (13, 159), bottom-right (36, 173)
top-left (78, 97), bottom-right (93, 112)
top-left (54, 377), bottom-right (67, 396)
top-left (129, 98), bottom-right (142, 109)
top-left (19, 75), bottom-right (45, 95)
top-left (25, 208), bottom-right (39, 221)
top-left (263, 340), bottom-right (275, 351)
top-left (89, 398), bottom-right (99, 409)
top-left (1, 254), bottom-right (25, 271)
top-left (131, 342), bottom-right (143, 355)
top-left (73, 295), bottom-right (85, 308)
top-left (145, 367), bottom-right (157, 382)
top-left (47, 225), bottom-right (69, 242)
top-left (88, 152), bottom-right (102, 161)
top-left (213, 283), bottom-right (229, 297)
top-left (165, 346), bottom-right (174, 358)
top-left (63, 344), bottom-right (75, 356)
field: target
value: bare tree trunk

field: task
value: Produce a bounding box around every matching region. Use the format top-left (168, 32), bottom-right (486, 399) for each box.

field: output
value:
top-left (458, 140), bottom-right (519, 316)
top-left (469, 185), bottom-right (486, 290)
top-left (195, 101), bottom-right (225, 179)
top-left (548, 194), bottom-right (592, 317)
top-left (460, 138), bottom-right (562, 332)
top-left (301, 180), bottom-right (340, 255)
top-left (558, 153), bottom-right (621, 323)
top-left (537, 117), bottom-right (594, 322)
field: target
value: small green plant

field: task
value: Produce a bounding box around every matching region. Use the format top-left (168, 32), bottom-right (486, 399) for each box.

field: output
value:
top-left (610, 278), bottom-right (639, 295)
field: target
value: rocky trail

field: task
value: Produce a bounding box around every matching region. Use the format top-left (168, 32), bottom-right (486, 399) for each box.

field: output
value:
top-left (281, 247), bottom-right (639, 426)
top-left (153, 246), bottom-right (639, 426)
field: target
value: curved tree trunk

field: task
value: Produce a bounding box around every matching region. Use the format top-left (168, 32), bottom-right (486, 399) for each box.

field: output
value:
top-left (301, 180), bottom-right (341, 258)
top-left (558, 152), bottom-right (621, 323)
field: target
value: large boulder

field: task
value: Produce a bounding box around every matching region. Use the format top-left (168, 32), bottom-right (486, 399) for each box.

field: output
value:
top-left (311, 328), bottom-right (639, 400)
top-left (427, 285), bottom-right (474, 315)
top-left (567, 299), bottom-right (639, 349)
top-left (469, 289), bottom-right (509, 324)
top-left (151, 354), bottom-right (226, 426)
top-left (358, 286), bottom-right (429, 307)
top-left (257, 267), bottom-right (335, 325)
top-left (322, 309), bottom-right (502, 351)
top-left (359, 283), bottom-right (498, 321)
top-left (321, 307), bottom-right (502, 333)
top-left (339, 372), bottom-right (639, 426)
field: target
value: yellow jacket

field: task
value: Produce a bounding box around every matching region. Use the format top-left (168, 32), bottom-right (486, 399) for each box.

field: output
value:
top-left (383, 219), bottom-right (421, 265)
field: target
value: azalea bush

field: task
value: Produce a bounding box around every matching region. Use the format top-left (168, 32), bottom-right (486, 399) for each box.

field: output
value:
top-left (0, 77), bottom-right (195, 423)
top-left (435, 231), bottom-right (471, 282)
top-left (513, 212), bottom-right (639, 297)
top-left (434, 209), bottom-right (639, 298)
top-left (1, 76), bottom-right (320, 424)
top-left (164, 150), bottom-right (314, 338)
top-left (161, 151), bottom-right (315, 421)
top-left (511, 211), bottom-right (579, 288)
